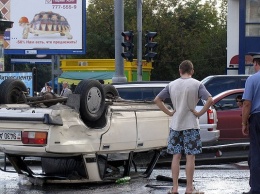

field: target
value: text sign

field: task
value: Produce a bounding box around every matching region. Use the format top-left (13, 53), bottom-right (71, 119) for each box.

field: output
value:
top-left (0, 131), bottom-right (21, 141)
top-left (3, 0), bottom-right (86, 55)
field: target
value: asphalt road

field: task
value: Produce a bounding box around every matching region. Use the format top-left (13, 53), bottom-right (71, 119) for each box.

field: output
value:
top-left (0, 162), bottom-right (251, 194)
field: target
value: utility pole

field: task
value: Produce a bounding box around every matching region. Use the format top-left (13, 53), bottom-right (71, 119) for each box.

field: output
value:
top-left (112, 0), bottom-right (127, 83)
top-left (137, 0), bottom-right (143, 81)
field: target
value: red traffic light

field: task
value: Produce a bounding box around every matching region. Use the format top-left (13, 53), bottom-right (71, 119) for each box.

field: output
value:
top-left (145, 31), bottom-right (158, 62)
top-left (121, 30), bottom-right (134, 62)
top-left (121, 31), bottom-right (134, 42)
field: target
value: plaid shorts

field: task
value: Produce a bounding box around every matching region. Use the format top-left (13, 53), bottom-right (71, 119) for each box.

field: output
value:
top-left (167, 128), bottom-right (202, 155)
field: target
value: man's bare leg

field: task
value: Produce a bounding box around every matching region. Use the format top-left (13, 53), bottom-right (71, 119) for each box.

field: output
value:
top-left (185, 154), bottom-right (195, 193)
top-left (172, 153), bottom-right (182, 193)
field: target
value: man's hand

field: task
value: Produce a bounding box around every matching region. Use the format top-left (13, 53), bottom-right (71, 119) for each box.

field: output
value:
top-left (191, 109), bottom-right (200, 118)
top-left (169, 109), bottom-right (176, 117)
top-left (242, 124), bottom-right (249, 136)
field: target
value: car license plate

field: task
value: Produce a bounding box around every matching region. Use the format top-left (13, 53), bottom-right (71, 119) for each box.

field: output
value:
top-left (0, 131), bottom-right (21, 141)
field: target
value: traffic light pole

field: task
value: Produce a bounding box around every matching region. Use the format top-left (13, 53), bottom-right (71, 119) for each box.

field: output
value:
top-left (137, 0), bottom-right (143, 81)
top-left (112, 0), bottom-right (127, 83)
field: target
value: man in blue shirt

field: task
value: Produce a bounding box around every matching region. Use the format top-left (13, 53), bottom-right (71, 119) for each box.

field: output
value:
top-left (242, 55), bottom-right (260, 194)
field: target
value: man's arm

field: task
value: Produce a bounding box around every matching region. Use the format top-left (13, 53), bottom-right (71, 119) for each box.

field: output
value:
top-left (192, 96), bottom-right (213, 118)
top-left (154, 96), bottom-right (174, 117)
top-left (242, 100), bottom-right (251, 136)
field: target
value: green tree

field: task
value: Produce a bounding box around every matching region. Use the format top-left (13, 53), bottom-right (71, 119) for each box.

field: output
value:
top-left (85, 0), bottom-right (115, 58)
top-left (149, 0), bottom-right (227, 80)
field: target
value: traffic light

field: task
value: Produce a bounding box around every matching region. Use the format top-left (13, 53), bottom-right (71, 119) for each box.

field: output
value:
top-left (121, 31), bottom-right (134, 62)
top-left (145, 31), bottom-right (158, 62)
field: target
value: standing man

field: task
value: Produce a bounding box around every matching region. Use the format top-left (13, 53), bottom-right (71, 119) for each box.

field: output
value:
top-left (60, 82), bottom-right (72, 97)
top-left (154, 60), bottom-right (212, 194)
top-left (242, 55), bottom-right (260, 194)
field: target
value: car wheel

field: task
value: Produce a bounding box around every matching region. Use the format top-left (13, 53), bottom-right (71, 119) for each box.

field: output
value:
top-left (74, 79), bottom-right (105, 122)
top-left (102, 84), bottom-right (119, 99)
top-left (0, 79), bottom-right (27, 104)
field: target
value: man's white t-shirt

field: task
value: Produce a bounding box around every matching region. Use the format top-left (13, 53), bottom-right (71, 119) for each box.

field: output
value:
top-left (157, 78), bottom-right (211, 131)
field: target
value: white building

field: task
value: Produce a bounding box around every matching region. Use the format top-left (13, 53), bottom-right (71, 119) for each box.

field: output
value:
top-left (227, 0), bottom-right (260, 75)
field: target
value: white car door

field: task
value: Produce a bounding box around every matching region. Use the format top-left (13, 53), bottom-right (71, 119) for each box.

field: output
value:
top-left (100, 111), bottom-right (137, 152)
top-left (135, 109), bottom-right (170, 150)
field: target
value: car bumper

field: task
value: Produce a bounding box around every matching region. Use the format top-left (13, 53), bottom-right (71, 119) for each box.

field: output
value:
top-left (199, 124), bottom-right (219, 143)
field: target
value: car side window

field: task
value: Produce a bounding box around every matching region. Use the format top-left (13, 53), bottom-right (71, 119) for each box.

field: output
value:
top-left (116, 88), bottom-right (143, 100)
top-left (142, 88), bottom-right (156, 100)
top-left (116, 87), bottom-right (166, 101)
top-left (214, 93), bottom-right (243, 110)
top-left (205, 77), bottom-right (238, 97)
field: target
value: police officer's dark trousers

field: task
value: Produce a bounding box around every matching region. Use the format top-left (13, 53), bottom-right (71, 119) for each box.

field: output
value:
top-left (249, 112), bottom-right (260, 193)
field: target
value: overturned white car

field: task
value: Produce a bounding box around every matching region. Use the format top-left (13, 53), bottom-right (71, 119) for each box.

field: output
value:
top-left (0, 79), bottom-right (171, 184)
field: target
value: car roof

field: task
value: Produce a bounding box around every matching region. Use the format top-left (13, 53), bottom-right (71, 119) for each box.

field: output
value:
top-left (213, 88), bottom-right (245, 101)
top-left (201, 74), bottom-right (249, 80)
top-left (203, 75), bottom-right (250, 78)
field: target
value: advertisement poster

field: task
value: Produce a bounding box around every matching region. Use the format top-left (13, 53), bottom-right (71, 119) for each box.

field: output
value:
top-left (0, 72), bottom-right (33, 96)
top-left (4, 0), bottom-right (86, 55)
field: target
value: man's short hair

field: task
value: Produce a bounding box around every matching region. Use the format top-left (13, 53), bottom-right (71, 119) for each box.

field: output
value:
top-left (253, 58), bottom-right (260, 64)
top-left (179, 60), bottom-right (194, 74)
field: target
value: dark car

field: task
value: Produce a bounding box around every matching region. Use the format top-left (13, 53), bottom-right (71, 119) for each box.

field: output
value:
top-left (212, 88), bottom-right (247, 143)
top-left (201, 75), bottom-right (249, 97)
top-left (197, 75), bottom-right (249, 106)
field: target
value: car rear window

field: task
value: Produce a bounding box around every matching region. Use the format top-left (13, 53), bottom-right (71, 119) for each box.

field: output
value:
top-left (116, 87), bottom-right (164, 101)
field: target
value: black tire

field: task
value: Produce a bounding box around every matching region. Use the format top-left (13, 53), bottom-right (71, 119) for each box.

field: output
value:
top-left (102, 84), bottom-right (119, 99)
top-left (0, 79), bottom-right (27, 104)
top-left (74, 79), bottom-right (105, 122)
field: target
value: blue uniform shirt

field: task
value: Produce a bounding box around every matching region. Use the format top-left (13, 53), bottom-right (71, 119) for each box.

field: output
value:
top-left (242, 72), bottom-right (260, 114)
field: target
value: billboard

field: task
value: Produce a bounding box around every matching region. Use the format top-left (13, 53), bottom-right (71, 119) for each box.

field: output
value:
top-left (0, 72), bottom-right (33, 96)
top-left (3, 0), bottom-right (86, 55)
